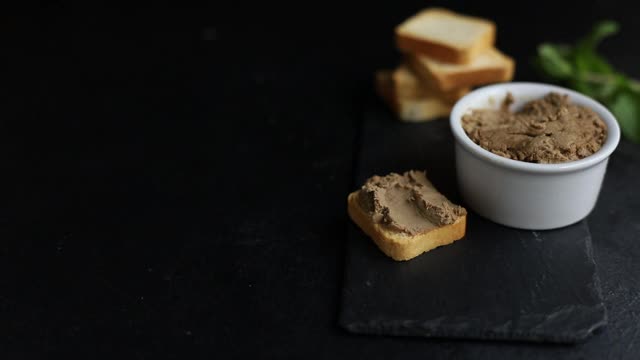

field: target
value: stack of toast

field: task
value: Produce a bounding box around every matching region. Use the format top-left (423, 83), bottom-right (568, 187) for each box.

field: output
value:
top-left (377, 8), bottom-right (515, 122)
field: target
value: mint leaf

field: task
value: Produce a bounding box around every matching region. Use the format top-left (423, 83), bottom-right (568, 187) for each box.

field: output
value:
top-left (573, 21), bottom-right (617, 77)
top-left (553, 44), bottom-right (572, 58)
top-left (574, 51), bottom-right (613, 74)
top-left (597, 74), bottom-right (623, 99)
top-left (609, 91), bottom-right (640, 143)
top-left (537, 43), bottom-right (573, 79)
top-left (533, 20), bottom-right (640, 143)
top-left (582, 20), bottom-right (619, 50)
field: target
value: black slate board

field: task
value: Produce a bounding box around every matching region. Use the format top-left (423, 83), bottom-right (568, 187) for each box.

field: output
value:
top-left (340, 102), bottom-right (607, 343)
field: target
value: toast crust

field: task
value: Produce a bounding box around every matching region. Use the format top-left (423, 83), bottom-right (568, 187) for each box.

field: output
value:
top-left (375, 70), bottom-right (455, 122)
top-left (396, 29), bottom-right (494, 64)
top-left (375, 68), bottom-right (470, 122)
top-left (391, 65), bottom-right (469, 103)
top-left (347, 192), bottom-right (467, 261)
top-left (406, 51), bottom-right (514, 92)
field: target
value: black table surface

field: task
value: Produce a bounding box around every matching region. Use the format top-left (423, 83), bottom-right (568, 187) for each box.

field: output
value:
top-left (3, 1), bottom-right (640, 358)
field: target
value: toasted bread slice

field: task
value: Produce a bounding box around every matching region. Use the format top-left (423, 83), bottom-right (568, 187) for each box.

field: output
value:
top-left (375, 69), bottom-right (468, 122)
top-left (407, 47), bottom-right (514, 92)
top-left (392, 64), bottom-right (469, 103)
top-left (347, 192), bottom-right (467, 261)
top-left (396, 8), bottom-right (495, 64)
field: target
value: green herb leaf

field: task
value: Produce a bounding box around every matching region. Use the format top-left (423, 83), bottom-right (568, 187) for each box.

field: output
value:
top-left (553, 44), bottom-right (573, 58)
top-left (534, 20), bottom-right (640, 143)
top-left (537, 43), bottom-right (573, 79)
top-left (582, 20), bottom-right (619, 50)
top-left (568, 77), bottom-right (595, 97)
top-left (596, 73), bottom-right (623, 99)
top-left (574, 50), bottom-right (613, 74)
top-left (609, 91), bottom-right (640, 143)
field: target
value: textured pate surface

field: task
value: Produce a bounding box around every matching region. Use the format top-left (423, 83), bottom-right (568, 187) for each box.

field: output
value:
top-left (357, 170), bottom-right (466, 235)
top-left (462, 93), bottom-right (607, 163)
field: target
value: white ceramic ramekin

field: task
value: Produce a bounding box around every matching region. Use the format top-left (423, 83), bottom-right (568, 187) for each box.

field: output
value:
top-left (450, 82), bottom-right (621, 230)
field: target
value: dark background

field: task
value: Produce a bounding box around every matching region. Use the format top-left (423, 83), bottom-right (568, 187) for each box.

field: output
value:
top-left (2, 1), bottom-right (640, 358)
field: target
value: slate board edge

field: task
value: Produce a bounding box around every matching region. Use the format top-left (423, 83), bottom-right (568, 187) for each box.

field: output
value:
top-left (339, 303), bottom-right (607, 344)
top-left (338, 223), bottom-right (609, 344)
